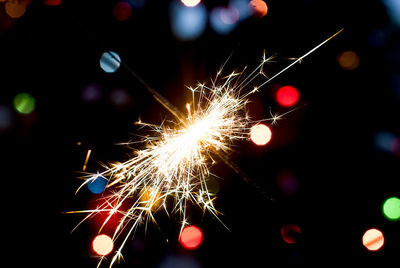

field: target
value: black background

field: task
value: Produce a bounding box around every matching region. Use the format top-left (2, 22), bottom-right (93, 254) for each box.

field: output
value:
top-left (1, 0), bottom-right (399, 267)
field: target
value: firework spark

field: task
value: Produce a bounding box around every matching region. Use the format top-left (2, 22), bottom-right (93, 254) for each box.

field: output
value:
top-left (69, 30), bottom-right (343, 267)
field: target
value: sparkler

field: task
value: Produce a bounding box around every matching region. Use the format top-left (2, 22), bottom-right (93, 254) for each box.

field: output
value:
top-left (69, 29), bottom-right (343, 267)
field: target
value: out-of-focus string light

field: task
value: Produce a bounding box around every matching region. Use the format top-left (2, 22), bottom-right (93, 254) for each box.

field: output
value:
top-left (181, 0), bottom-right (201, 7)
top-left (179, 225), bottom-right (203, 249)
top-left (250, 124), bottom-right (272, 146)
top-left (92, 234), bottom-right (114, 256)
top-left (276, 170), bottom-right (299, 196)
top-left (129, 0), bottom-right (146, 9)
top-left (337, 51), bottom-right (360, 71)
top-left (210, 6), bottom-right (239, 35)
top-left (382, 197), bottom-right (400, 221)
top-left (382, 0), bottom-right (400, 26)
top-left (109, 88), bottom-right (133, 109)
top-left (43, 0), bottom-right (62, 5)
top-left (230, 0), bottom-right (251, 21)
top-left (158, 255), bottom-right (201, 268)
top-left (4, 0), bottom-right (30, 19)
top-left (81, 83), bottom-right (102, 103)
top-left (13, 93), bottom-right (35, 114)
top-left (87, 175), bottom-right (108, 194)
top-left (281, 224), bottom-right (301, 244)
top-left (249, 0), bottom-right (268, 18)
top-left (362, 228), bottom-right (384, 251)
top-left (275, 85), bottom-right (299, 108)
top-left (170, 3), bottom-right (207, 41)
top-left (100, 51), bottom-right (121, 73)
top-left (113, 1), bottom-right (132, 21)
top-left (0, 105), bottom-right (14, 133)
top-left (374, 131), bottom-right (400, 155)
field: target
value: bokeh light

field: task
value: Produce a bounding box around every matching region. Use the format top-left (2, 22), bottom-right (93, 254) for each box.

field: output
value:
top-left (362, 228), bottom-right (384, 251)
top-left (281, 224), bottom-right (301, 244)
top-left (382, 197), bottom-right (400, 221)
top-left (210, 6), bottom-right (239, 35)
top-left (179, 225), bottom-right (203, 249)
top-left (170, 3), bottom-right (207, 41)
top-left (180, 0), bottom-right (201, 8)
top-left (374, 131), bottom-right (400, 155)
top-left (158, 255), bottom-right (201, 268)
top-left (128, 0), bottom-right (146, 9)
top-left (277, 170), bottom-right (299, 196)
top-left (337, 51), bottom-right (360, 71)
top-left (100, 51), bottom-right (121, 73)
top-left (0, 105), bottom-right (14, 133)
top-left (109, 88), bottom-right (133, 109)
top-left (382, 0), bottom-right (400, 27)
top-left (13, 93), bottom-right (35, 114)
top-left (250, 124), bottom-right (272, 146)
top-left (5, 0), bottom-right (28, 19)
top-left (275, 85), bottom-right (300, 107)
top-left (87, 175), bottom-right (108, 194)
top-left (81, 83), bottom-right (102, 103)
top-left (249, 0), bottom-right (268, 18)
top-left (229, 0), bottom-right (251, 21)
top-left (43, 0), bottom-right (62, 5)
top-left (113, 2), bottom-right (132, 21)
top-left (92, 234), bottom-right (114, 256)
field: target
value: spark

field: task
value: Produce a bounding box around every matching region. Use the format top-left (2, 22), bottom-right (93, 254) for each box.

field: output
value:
top-left (82, 149), bottom-right (92, 171)
top-left (69, 30), bottom-right (343, 267)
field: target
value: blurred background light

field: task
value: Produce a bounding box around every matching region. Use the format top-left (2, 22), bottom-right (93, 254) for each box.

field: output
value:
top-left (374, 131), bottom-right (400, 155)
top-left (368, 29), bottom-right (386, 48)
top-left (276, 170), bottom-right (299, 196)
top-left (5, 0), bottom-right (28, 19)
top-left (43, 0), bottom-right (62, 5)
top-left (382, 197), bottom-right (400, 221)
top-left (81, 83), bottom-right (102, 103)
top-left (127, 0), bottom-right (146, 9)
top-left (0, 105), bottom-right (14, 133)
top-left (249, 0), bottom-right (268, 18)
top-left (109, 88), bottom-right (133, 109)
top-left (229, 0), bottom-right (251, 21)
top-left (250, 124), bottom-right (272, 146)
top-left (382, 0), bottom-right (400, 27)
top-left (13, 92), bottom-right (35, 114)
top-left (362, 228), bottom-right (384, 251)
top-left (337, 50), bottom-right (360, 71)
top-left (275, 85), bottom-right (300, 107)
top-left (92, 234), bottom-right (114, 256)
top-left (100, 51), bottom-right (121, 73)
top-left (87, 175), bottom-right (108, 194)
top-left (281, 224), bottom-right (301, 244)
top-left (170, 3), bottom-right (207, 41)
top-left (179, 225), bottom-right (203, 249)
top-left (113, 1), bottom-right (132, 21)
top-left (157, 255), bottom-right (201, 268)
top-left (180, 0), bottom-right (201, 8)
top-left (209, 6), bottom-right (239, 35)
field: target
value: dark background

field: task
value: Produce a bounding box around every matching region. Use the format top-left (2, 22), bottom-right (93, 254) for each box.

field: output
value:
top-left (1, 0), bottom-right (399, 267)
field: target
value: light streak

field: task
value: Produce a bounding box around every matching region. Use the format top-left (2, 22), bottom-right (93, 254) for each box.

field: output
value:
top-left (69, 29), bottom-right (343, 267)
top-left (82, 149), bottom-right (92, 172)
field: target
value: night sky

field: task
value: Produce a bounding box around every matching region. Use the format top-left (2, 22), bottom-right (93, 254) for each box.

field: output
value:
top-left (1, 1), bottom-right (399, 267)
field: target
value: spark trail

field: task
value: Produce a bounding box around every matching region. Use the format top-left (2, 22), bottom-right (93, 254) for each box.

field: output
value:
top-left (70, 29), bottom-right (343, 267)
